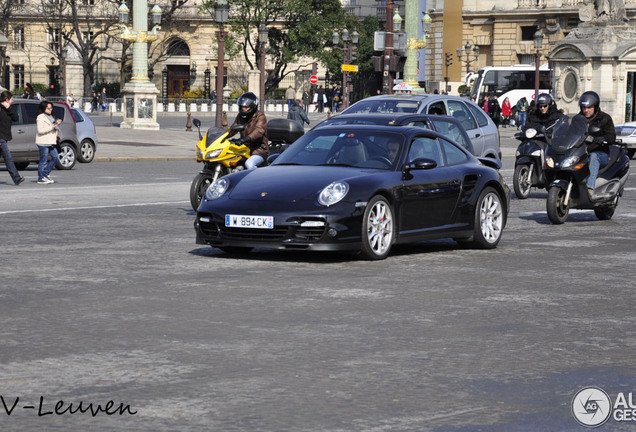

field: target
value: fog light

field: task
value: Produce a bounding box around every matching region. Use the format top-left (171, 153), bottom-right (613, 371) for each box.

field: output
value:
top-left (327, 228), bottom-right (338, 237)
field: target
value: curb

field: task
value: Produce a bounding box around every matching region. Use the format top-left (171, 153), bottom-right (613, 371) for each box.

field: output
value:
top-left (94, 156), bottom-right (193, 162)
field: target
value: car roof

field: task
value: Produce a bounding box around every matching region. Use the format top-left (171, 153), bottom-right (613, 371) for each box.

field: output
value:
top-left (305, 123), bottom-right (466, 144)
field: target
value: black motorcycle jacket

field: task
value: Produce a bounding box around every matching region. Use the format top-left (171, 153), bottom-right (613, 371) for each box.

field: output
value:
top-left (524, 105), bottom-right (563, 132)
top-left (584, 109), bottom-right (615, 154)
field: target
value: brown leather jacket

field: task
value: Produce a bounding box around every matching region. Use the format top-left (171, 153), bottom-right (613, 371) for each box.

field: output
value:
top-left (231, 110), bottom-right (269, 158)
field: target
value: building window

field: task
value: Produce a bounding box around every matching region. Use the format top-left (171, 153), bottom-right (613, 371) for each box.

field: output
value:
top-left (14, 65), bottom-right (25, 90)
top-left (13, 27), bottom-right (24, 49)
top-left (82, 0), bottom-right (95, 4)
top-left (48, 28), bottom-right (60, 51)
top-left (83, 31), bottom-right (94, 43)
top-left (521, 26), bottom-right (539, 41)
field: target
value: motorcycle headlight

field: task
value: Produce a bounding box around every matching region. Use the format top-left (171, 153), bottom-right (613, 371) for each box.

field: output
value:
top-left (205, 149), bottom-right (222, 159)
top-left (525, 128), bottom-right (537, 139)
top-left (561, 156), bottom-right (579, 168)
top-left (545, 157), bottom-right (554, 168)
top-left (318, 181), bottom-right (349, 206)
top-left (196, 148), bottom-right (203, 159)
top-left (205, 177), bottom-right (229, 201)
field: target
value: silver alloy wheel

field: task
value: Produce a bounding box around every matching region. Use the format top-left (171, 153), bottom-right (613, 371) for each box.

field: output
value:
top-left (78, 140), bottom-right (95, 163)
top-left (479, 191), bottom-right (503, 244)
top-left (366, 198), bottom-right (394, 256)
top-left (56, 143), bottom-right (77, 170)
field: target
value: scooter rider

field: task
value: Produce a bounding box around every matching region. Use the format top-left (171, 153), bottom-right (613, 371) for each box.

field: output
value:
top-left (524, 93), bottom-right (563, 133)
top-left (578, 91), bottom-right (616, 197)
top-left (230, 92), bottom-right (268, 169)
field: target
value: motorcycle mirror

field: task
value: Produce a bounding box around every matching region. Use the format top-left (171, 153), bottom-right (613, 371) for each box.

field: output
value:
top-left (192, 118), bottom-right (202, 140)
top-left (230, 124), bottom-right (245, 133)
top-left (589, 125), bottom-right (601, 134)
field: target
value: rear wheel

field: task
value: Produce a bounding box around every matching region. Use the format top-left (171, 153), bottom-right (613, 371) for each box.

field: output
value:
top-left (359, 195), bottom-right (395, 260)
top-left (14, 162), bottom-right (29, 170)
top-left (457, 187), bottom-right (505, 249)
top-left (513, 164), bottom-right (532, 199)
top-left (594, 206), bottom-right (616, 220)
top-left (55, 142), bottom-right (77, 170)
top-left (546, 186), bottom-right (569, 224)
top-left (627, 149), bottom-right (635, 159)
top-left (78, 139), bottom-right (96, 163)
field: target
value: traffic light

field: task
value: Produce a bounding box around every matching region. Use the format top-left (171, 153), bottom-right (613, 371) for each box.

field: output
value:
top-left (350, 46), bottom-right (357, 62)
top-left (445, 52), bottom-right (453, 67)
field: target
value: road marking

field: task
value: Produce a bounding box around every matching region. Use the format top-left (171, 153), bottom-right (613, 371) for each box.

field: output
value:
top-left (0, 201), bottom-right (190, 215)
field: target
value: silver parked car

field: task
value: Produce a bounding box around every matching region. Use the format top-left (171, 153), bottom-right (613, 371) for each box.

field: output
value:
top-left (1, 99), bottom-right (79, 170)
top-left (341, 94), bottom-right (502, 159)
top-left (614, 122), bottom-right (636, 159)
top-left (70, 107), bottom-right (98, 163)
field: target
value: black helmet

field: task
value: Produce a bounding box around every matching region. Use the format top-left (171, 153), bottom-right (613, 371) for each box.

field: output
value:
top-left (579, 91), bottom-right (600, 110)
top-left (536, 93), bottom-right (552, 106)
top-left (237, 92), bottom-right (258, 121)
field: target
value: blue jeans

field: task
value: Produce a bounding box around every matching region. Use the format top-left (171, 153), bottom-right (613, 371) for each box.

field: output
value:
top-left (517, 111), bottom-right (527, 129)
top-left (38, 145), bottom-right (59, 180)
top-left (287, 99), bottom-right (294, 112)
top-left (245, 155), bottom-right (264, 170)
top-left (0, 139), bottom-right (22, 183)
top-left (586, 151), bottom-right (609, 190)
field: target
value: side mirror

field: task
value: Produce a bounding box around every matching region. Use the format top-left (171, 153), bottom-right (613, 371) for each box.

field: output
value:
top-left (402, 157), bottom-right (437, 174)
top-left (193, 118), bottom-right (202, 140)
top-left (589, 125), bottom-right (601, 134)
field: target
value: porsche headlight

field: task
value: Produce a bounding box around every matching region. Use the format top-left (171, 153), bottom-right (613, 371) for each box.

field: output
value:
top-left (561, 156), bottom-right (579, 168)
top-left (525, 128), bottom-right (537, 139)
top-left (205, 177), bottom-right (229, 200)
top-left (318, 181), bottom-right (349, 206)
top-left (545, 157), bottom-right (555, 168)
top-left (205, 149), bottom-right (222, 159)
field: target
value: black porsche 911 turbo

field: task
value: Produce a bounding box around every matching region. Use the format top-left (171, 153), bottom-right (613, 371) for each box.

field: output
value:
top-left (195, 124), bottom-right (510, 260)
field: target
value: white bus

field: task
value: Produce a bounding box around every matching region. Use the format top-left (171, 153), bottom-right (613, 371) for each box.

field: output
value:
top-left (469, 64), bottom-right (552, 108)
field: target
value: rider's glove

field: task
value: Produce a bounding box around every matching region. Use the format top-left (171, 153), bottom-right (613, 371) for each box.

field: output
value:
top-left (231, 136), bottom-right (251, 146)
top-left (593, 136), bottom-right (606, 145)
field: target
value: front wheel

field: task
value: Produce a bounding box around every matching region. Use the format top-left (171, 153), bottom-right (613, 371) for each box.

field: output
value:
top-left (190, 173), bottom-right (214, 210)
top-left (78, 139), bottom-right (96, 163)
top-left (546, 186), bottom-right (569, 224)
top-left (513, 164), bottom-right (533, 199)
top-left (55, 142), bottom-right (77, 170)
top-left (359, 195), bottom-right (395, 260)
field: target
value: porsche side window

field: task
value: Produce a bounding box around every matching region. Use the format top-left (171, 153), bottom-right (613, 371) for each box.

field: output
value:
top-left (408, 137), bottom-right (443, 167)
top-left (440, 138), bottom-right (468, 165)
top-left (9, 104), bottom-right (23, 125)
top-left (405, 120), bottom-right (432, 129)
top-left (448, 101), bottom-right (477, 131)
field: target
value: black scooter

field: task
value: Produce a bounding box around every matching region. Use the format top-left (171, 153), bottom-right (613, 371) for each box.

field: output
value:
top-left (513, 124), bottom-right (555, 199)
top-left (544, 114), bottom-right (630, 224)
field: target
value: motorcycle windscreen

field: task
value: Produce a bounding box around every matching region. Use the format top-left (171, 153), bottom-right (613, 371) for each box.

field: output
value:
top-left (550, 114), bottom-right (588, 152)
top-left (205, 127), bottom-right (230, 147)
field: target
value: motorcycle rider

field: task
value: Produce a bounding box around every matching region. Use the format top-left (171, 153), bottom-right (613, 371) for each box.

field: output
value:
top-left (524, 93), bottom-right (563, 133)
top-left (578, 91), bottom-right (615, 197)
top-left (230, 92), bottom-right (268, 169)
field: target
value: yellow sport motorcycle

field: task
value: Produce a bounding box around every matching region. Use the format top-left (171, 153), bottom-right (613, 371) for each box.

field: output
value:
top-left (190, 118), bottom-right (304, 210)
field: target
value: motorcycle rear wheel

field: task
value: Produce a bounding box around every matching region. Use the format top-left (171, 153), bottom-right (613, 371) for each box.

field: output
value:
top-left (594, 206), bottom-right (615, 220)
top-left (547, 186), bottom-right (569, 224)
top-left (513, 164), bottom-right (532, 199)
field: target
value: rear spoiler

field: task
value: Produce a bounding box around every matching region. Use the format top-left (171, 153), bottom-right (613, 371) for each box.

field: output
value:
top-left (477, 157), bottom-right (502, 170)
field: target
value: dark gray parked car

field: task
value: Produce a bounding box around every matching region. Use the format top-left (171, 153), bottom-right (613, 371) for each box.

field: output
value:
top-left (341, 94), bottom-right (502, 159)
top-left (0, 98), bottom-right (79, 170)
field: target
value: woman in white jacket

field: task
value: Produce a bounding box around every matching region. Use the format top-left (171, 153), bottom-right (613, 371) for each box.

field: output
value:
top-left (35, 101), bottom-right (61, 184)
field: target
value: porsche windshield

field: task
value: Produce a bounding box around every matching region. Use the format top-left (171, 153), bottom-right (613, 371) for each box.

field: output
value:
top-left (272, 130), bottom-right (405, 170)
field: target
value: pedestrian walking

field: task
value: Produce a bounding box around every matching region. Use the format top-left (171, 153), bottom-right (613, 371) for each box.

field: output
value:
top-left (285, 86), bottom-right (296, 112)
top-left (35, 101), bottom-right (61, 184)
top-left (0, 91), bottom-right (25, 186)
top-left (501, 97), bottom-right (512, 128)
top-left (99, 87), bottom-right (108, 112)
top-left (302, 89), bottom-right (311, 113)
top-left (91, 92), bottom-right (98, 113)
top-left (287, 99), bottom-right (310, 128)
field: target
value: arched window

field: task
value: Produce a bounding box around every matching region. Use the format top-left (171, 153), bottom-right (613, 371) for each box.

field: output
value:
top-left (166, 38), bottom-right (190, 56)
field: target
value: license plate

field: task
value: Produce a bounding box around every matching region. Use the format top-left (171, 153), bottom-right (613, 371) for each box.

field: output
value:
top-left (225, 214), bottom-right (274, 229)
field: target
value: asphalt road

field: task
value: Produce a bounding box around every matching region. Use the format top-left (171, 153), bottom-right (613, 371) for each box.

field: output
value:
top-left (0, 159), bottom-right (635, 431)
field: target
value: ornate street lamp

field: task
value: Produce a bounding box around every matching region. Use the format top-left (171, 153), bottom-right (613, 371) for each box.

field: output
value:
top-left (214, 0), bottom-right (229, 128)
top-left (118, 0), bottom-right (163, 130)
top-left (456, 41), bottom-right (480, 78)
top-left (402, 7), bottom-right (432, 91)
top-left (258, 22), bottom-right (268, 112)
top-left (533, 29), bottom-right (544, 103)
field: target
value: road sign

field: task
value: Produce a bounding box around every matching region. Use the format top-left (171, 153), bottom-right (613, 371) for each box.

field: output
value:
top-left (341, 64), bottom-right (359, 72)
top-left (310, 75), bottom-right (318, 84)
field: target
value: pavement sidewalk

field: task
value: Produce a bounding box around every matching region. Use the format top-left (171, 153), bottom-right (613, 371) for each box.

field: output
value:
top-left (92, 110), bottom-right (519, 162)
